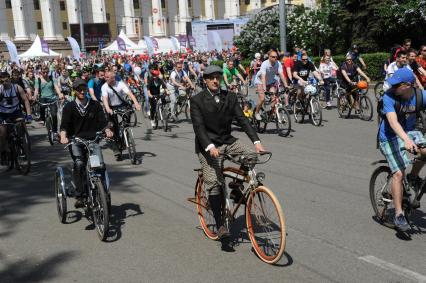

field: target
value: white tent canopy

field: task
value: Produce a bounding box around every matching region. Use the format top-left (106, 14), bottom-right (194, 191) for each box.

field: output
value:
top-left (19, 35), bottom-right (61, 58)
top-left (102, 30), bottom-right (145, 55)
top-left (138, 37), bottom-right (182, 54)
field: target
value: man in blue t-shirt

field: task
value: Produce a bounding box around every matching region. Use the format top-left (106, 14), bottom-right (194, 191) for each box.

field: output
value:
top-left (379, 68), bottom-right (426, 231)
top-left (87, 69), bottom-right (105, 101)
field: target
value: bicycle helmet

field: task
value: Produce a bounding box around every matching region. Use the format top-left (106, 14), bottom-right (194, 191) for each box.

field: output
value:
top-left (304, 84), bottom-right (317, 95)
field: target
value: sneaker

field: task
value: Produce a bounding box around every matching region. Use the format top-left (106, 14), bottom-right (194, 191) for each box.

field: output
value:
top-left (146, 110), bottom-right (151, 117)
top-left (150, 120), bottom-right (156, 127)
top-left (255, 112), bottom-right (262, 121)
top-left (326, 101), bottom-right (332, 107)
top-left (115, 153), bottom-right (123, 162)
top-left (217, 226), bottom-right (234, 252)
top-left (394, 213), bottom-right (410, 232)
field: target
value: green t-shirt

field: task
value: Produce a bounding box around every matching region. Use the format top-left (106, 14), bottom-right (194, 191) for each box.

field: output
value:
top-left (35, 78), bottom-right (57, 100)
top-left (221, 67), bottom-right (239, 88)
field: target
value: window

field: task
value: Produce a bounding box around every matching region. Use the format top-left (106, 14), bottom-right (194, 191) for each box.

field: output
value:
top-left (261, 0), bottom-right (266, 3)
top-left (60, 1), bottom-right (66, 10)
top-left (133, 0), bottom-right (139, 9)
top-left (245, 0), bottom-right (250, 4)
top-left (62, 22), bottom-right (67, 30)
top-left (106, 13), bottom-right (110, 21)
top-left (37, 22), bottom-right (42, 30)
top-left (5, 0), bottom-right (11, 9)
top-left (34, 0), bottom-right (40, 10)
top-left (188, 0), bottom-right (192, 7)
top-left (161, 0), bottom-right (165, 9)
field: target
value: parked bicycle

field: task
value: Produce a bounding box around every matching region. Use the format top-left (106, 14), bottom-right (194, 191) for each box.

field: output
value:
top-left (113, 108), bottom-right (137, 164)
top-left (369, 143), bottom-right (426, 230)
top-left (0, 118), bottom-right (31, 175)
top-left (337, 81), bottom-right (373, 121)
top-left (55, 132), bottom-right (111, 241)
top-left (293, 84), bottom-right (322, 126)
top-left (188, 152), bottom-right (286, 264)
top-left (252, 90), bottom-right (292, 137)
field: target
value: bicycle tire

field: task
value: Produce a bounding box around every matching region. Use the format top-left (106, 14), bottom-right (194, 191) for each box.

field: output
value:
top-left (359, 95), bottom-right (373, 121)
top-left (337, 93), bottom-right (351, 119)
top-left (293, 101), bottom-right (304, 124)
top-left (369, 166), bottom-right (395, 229)
top-left (310, 98), bottom-right (322, 126)
top-left (129, 111), bottom-right (138, 127)
top-left (46, 117), bottom-right (54, 146)
top-left (125, 128), bottom-right (137, 165)
top-left (196, 176), bottom-right (219, 240)
top-left (32, 103), bottom-right (41, 120)
top-left (55, 167), bottom-right (67, 224)
top-left (275, 107), bottom-right (291, 137)
top-left (184, 101), bottom-right (190, 121)
top-left (162, 105), bottom-right (169, 132)
top-left (15, 128), bottom-right (31, 175)
top-left (374, 82), bottom-right (384, 101)
top-left (246, 186), bottom-right (286, 264)
top-left (92, 179), bottom-right (109, 241)
top-left (317, 87), bottom-right (328, 109)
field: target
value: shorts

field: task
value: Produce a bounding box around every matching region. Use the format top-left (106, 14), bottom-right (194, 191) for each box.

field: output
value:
top-left (379, 130), bottom-right (426, 173)
top-left (0, 110), bottom-right (23, 123)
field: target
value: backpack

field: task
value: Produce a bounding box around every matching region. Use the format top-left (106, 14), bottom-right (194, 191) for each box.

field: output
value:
top-left (376, 89), bottom-right (425, 147)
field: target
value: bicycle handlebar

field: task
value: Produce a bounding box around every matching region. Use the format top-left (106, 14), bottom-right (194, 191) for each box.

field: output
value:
top-left (219, 151), bottom-right (272, 166)
top-left (64, 131), bottom-right (106, 149)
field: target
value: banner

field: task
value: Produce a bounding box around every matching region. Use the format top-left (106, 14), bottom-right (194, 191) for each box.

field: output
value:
top-left (150, 37), bottom-right (158, 49)
top-left (40, 38), bottom-right (50, 54)
top-left (178, 35), bottom-right (187, 47)
top-left (188, 35), bottom-right (196, 47)
top-left (116, 36), bottom-right (126, 51)
top-left (170, 36), bottom-right (179, 52)
top-left (4, 40), bottom-right (20, 66)
top-left (67, 37), bottom-right (81, 61)
top-left (143, 36), bottom-right (154, 56)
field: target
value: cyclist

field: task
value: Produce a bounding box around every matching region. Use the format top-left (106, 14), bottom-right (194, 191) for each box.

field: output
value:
top-left (11, 68), bottom-right (32, 101)
top-left (0, 71), bottom-right (32, 155)
top-left (378, 68), bottom-right (426, 231)
top-left (56, 67), bottom-right (73, 99)
top-left (221, 59), bottom-right (246, 92)
top-left (190, 65), bottom-right (265, 252)
top-left (101, 71), bottom-right (141, 160)
top-left (416, 45), bottom-right (426, 87)
top-left (293, 53), bottom-right (324, 101)
top-left (166, 61), bottom-right (195, 121)
top-left (59, 78), bottom-right (113, 208)
top-left (319, 55), bottom-right (338, 107)
top-left (347, 45), bottom-right (367, 69)
top-left (340, 54), bottom-right (370, 112)
top-left (254, 49), bottom-right (289, 121)
top-left (407, 49), bottom-right (426, 90)
top-left (384, 51), bottom-right (411, 92)
top-left (249, 53), bottom-right (262, 87)
top-left (146, 69), bottom-right (169, 127)
top-left (88, 68), bottom-right (106, 102)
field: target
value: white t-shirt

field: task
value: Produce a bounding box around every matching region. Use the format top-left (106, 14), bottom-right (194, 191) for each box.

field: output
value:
top-left (255, 60), bottom-right (283, 86)
top-left (101, 81), bottom-right (130, 107)
top-left (383, 63), bottom-right (413, 92)
top-left (168, 69), bottom-right (188, 88)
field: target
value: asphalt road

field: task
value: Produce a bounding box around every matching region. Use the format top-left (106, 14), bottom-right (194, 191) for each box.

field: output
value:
top-left (1, 89), bottom-right (425, 283)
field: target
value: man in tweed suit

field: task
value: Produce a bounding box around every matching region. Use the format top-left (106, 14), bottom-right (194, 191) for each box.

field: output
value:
top-left (190, 65), bottom-right (265, 251)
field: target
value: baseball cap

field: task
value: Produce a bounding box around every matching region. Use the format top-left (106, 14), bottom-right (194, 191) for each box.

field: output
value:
top-left (387, 67), bottom-right (415, 86)
top-left (203, 65), bottom-right (223, 77)
top-left (72, 78), bottom-right (88, 89)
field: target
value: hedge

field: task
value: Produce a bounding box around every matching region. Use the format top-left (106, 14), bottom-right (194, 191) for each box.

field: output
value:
top-left (212, 52), bottom-right (388, 81)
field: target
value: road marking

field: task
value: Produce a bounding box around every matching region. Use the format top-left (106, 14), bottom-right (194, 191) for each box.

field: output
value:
top-left (359, 255), bottom-right (426, 283)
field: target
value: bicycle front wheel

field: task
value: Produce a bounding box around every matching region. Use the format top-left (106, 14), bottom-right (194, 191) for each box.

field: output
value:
top-left (337, 93), bottom-right (351, 118)
top-left (317, 87), bottom-right (328, 109)
top-left (15, 128), bottom-right (31, 175)
top-left (293, 101), bottom-right (304, 124)
top-left (184, 101), bottom-right (190, 121)
top-left (369, 166), bottom-right (395, 228)
top-left (92, 179), bottom-right (109, 241)
top-left (162, 105), bottom-right (169, 132)
top-left (359, 95), bottom-right (373, 121)
top-left (246, 186), bottom-right (286, 264)
top-left (45, 117), bottom-right (54, 145)
top-left (275, 107), bottom-right (291, 137)
top-left (196, 176), bottom-right (219, 240)
top-left (55, 167), bottom-right (67, 223)
top-left (125, 128), bottom-right (137, 165)
top-left (310, 98), bottom-right (322, 126)
top-left (374, 82), bottom-right (384, 100)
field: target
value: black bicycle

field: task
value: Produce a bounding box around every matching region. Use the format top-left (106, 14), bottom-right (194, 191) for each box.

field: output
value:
top-left (113, 108), bottom-right (137, 164)
top-left (38, 100), bottom-right (57, 145)
top-left (55, 132), bottom-right (111, 240)
top-left (293, 84), bottom-right (322, 126)
top-left (369, 143), bottom-right (426, 230)
top-left (173, 87), bottom-right (192, 121)
top-left (1, 118), bottom-right (31, 175)
top-left (153, 95), bottom-right (170, 132)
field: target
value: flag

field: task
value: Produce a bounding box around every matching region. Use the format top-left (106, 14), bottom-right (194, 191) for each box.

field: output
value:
top-left (144, 36), bottom-right (154, 56)
top-left (170, 36), bottom-right (179, 52)
top-left (178, 35), bottom-right (187, 47)
top-left (150, 37), bottom-right (158, 49)
top-left (67, 36), bottom-right (81, 61)
top-left (40, 38), bottom-right (49, 54)
top-left (4, 40), bottom-right (20, 66)
top-left (117, 36), bottom-right (126, 51)
top-left (188, 35), bottom-right (196, 47)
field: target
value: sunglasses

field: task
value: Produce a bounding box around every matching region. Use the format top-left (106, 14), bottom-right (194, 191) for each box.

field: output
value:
top-left (302, 59), bottom-right (308, 61)
top-left (75, 87), bottom-right (88, 92)
top-left (269, 56), bottom-right (277, 59)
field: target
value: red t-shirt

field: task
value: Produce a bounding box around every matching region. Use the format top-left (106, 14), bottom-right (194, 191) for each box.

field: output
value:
top-left (416, 56), bottom-right (426, 86)
top-left (283, 57), bottom-right (295, 80)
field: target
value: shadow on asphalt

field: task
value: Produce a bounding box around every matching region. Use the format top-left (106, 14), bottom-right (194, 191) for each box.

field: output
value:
top-left (0, 251), bottom-right (77, 282)
top-left (105, 203), bottom-right (144, 242)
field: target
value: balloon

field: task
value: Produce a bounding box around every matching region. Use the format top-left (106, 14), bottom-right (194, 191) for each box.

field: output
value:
top-left (134, 66), bottom-right (142, 76)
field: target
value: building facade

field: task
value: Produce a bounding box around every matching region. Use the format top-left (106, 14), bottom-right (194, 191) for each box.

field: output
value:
top-left (0, 0), bottom-right (315, 44)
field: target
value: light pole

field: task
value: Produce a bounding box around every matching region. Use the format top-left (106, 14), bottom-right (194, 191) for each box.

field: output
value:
top-left (78, 0), bottom-right (85, 52)
top-left (279, 0), bottom-right (287, 52)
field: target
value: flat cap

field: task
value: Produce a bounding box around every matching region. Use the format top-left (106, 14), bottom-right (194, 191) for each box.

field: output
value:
top-left (203, 65), bottom-right (223, 77)
top-left (72, 78), bottom-right (87, 89)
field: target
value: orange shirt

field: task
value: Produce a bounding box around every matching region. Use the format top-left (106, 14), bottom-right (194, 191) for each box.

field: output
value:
top-left (416, 56), bottom-right (426, 86)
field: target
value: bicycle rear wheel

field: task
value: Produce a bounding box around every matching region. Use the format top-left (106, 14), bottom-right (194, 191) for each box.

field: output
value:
top-left (310, 98), bottom-right (322, 126)
top-left (15, 128), bottom-right (31, 175)
top-left (162, 105), bottom-right (169, 132)
top-left (184, 101), bottom-right (190, 120)
top-left (196, 176), bottom-right (219, 240)
top-left (359, 95), bottom-right (373, 121)
top-left (129, 111), bottom-right (138, 127)
top-left (55, 167), bottom-right (67, 224)
top-left (125, 128), bottom-right (137, 165)
top-left (369, 166), bottom-right (395, 228)
top-left (275, 107), bottom-right (291, 137)
top-left (293, 101), bottom-right (305, 124)
top-left (337, 93), bottom-right (351, 118)
top-left (246, 186), bottom-right (286, 264)
top-left (92, 179), bottom-right (109, 241)
top-left (45, 117), bottom-right (54, 145)
top-left (317, 87), bottom-right (328, 109)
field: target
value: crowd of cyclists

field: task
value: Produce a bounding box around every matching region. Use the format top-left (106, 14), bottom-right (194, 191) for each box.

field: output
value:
top-left (1, 36), bottom-right (426, 238)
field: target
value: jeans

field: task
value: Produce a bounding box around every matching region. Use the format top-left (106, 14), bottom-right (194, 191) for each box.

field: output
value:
top-left (69, 143), bottom-right (87, 195)
top-left (143, 85), bottom-right (150, 112)
top-left (167, 85), bottom-right (177, 117)
top-left (323, 77), bottom-right (336, 102)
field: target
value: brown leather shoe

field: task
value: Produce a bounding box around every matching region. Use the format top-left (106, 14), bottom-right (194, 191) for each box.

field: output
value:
top-left (217, 226), bottom-right (234, 252)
